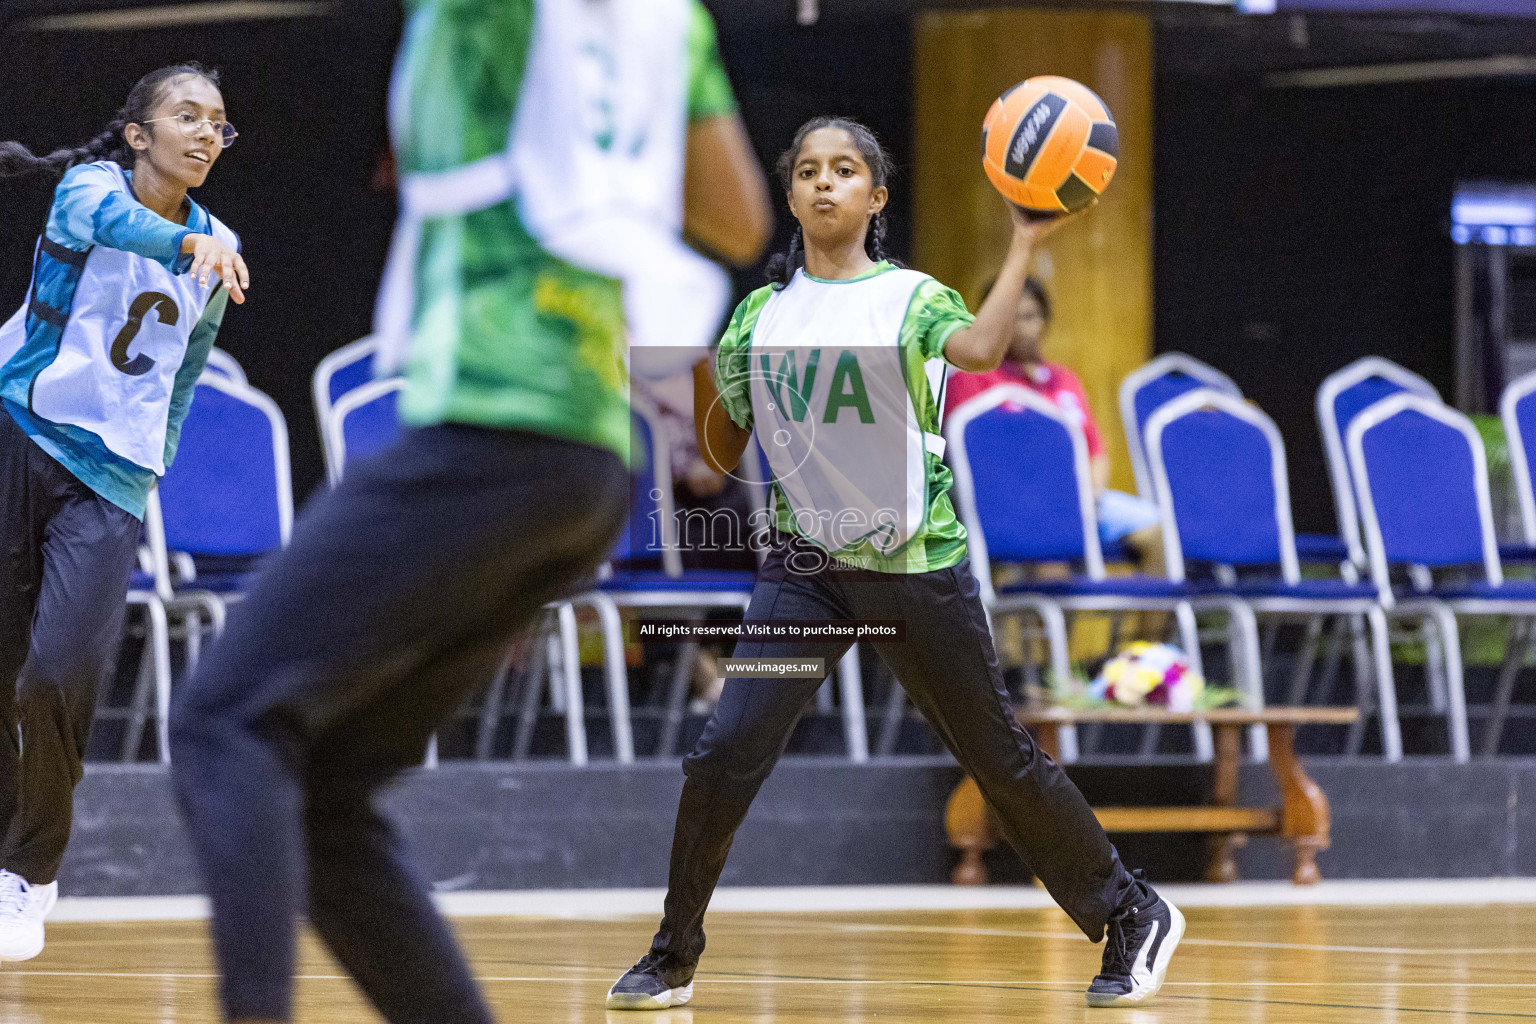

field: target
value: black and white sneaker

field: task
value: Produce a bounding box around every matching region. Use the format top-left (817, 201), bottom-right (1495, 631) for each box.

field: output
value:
top-left (606, 950), bottom-right (697, 1010)
top-left (1086, 874), bottom-right (1185, 1007)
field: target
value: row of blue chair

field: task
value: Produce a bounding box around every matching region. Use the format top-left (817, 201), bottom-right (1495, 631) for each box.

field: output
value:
top-left (952, 351), bottom-right (1536, 764)
top-left (135, 341), bottom-right (865, 766)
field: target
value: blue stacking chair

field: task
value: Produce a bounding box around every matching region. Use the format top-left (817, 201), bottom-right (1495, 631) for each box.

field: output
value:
top-left (1491, 371), bottom-right (1536, 752)
top-left (1343, 393), bottom-right (1527, 762)
top-left (1118, 353), bottom-right (1241, 501)
top-left (1144, 389), bottom-right (1403, 760)
top-left (1311, 358), bottom-right (1449, 730)
top-left (1122, 354), bottom-right (1349, 565)
top-left (323, 377), bottom-right (404, 486)
top-left (948, 384), bottom-right (1260, 762)
top-left (158, 373), bottom-right (294, 600)
top-left (312, 336), bottom-right (386, 483)
top-left (1317, 357), bottom-right (1441, 570)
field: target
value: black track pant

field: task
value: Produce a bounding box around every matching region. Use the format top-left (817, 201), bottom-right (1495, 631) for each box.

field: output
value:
top-left (651, 536), bottom-right (1136, 961)
top-left (170, 425), bottom-right (628, 1024)
top-left (0, 410), bottom-right (141, 885)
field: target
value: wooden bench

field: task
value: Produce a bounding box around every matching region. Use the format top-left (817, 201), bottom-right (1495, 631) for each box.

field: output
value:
top-left (945, 706), bottom-right (1360, 886)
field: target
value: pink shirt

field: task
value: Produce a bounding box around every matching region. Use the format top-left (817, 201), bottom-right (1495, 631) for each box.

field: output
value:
top-left (945, 360), bottom-right (1105, 459)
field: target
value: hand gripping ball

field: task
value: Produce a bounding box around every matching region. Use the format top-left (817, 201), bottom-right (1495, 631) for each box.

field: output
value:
top-left (981, 75), bottom-right (1118, 215)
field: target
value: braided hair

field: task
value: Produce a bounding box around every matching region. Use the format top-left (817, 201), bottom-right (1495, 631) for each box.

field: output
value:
top-left (765, 116), bottom-right (898, 289)
top-left (0, 63), bottom-right (220, 180)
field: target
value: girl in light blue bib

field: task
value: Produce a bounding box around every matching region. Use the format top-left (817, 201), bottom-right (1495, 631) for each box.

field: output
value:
top-left (0, 63), bottom-right (246, 963)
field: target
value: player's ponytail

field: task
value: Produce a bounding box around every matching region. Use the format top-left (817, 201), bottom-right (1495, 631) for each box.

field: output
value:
top-left (0, 62), bottom-right (218, 180)
top-left (766, 115), bottom-right (901, 289)
top-left (0, 122), bottom-right (127, 179)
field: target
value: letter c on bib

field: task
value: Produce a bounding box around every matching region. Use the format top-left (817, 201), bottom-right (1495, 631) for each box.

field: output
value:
top-left (111, 292), bottom-right (179, 376)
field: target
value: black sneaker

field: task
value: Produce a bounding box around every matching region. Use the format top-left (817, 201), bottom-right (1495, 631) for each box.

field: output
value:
top-left (1086, 874), bottom-right (1185, 1007)
top-left (606, 949), bottom-right (697, 1010)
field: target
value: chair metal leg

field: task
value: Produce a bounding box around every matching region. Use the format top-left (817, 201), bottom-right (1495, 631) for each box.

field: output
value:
top-left (121, 618), bottom-right (156, 763)
top-left (837, 645), bottom-right (869, 763)
top-left (1344, 614), bottom-right (1374, 757)
top-left (1420, 605), bottom-right (1470, 762)
top-left (876, 666), bottom-right (906, 756)
top-left (1423, 625), bottom-right (1450, 716)
top-left (185, 609), bottom-right (203, 673)
top-left (151, 602), bottom-right (174, 765)
top-left (545, 633), bottom-right (566, 714)
top-left (657, 637), bottom-right (699, 760)
top-left (1286, 616), bottom-right (1326, 707)
top-left (122, 595), bottom-right (175, 766)
top-left (1174, 602), bottom-right (1213, 761)
top-left (1484, 617), bottom-right (1535, 757)
top-left (576, 593), bottom-right (635, 764)
top-left (815, 679), bottom-right (835, 712)
top-left (1223, 601), bottom-right (1269, 760)
top-left (1033, 602), bottom-right (1078, 763)
top-left (556, 603), bottom-right (588, 765)
top-left (475, 647), bottom-right (518, 761)
top-left (1316, 615), bottom-right (1348, 705)
top-left (1366, 607), bottom-right (1403, 762)
top-left (1347, 613), bottom-right (1377, 715)
top-left (511, 626), bottom-right (551, 761)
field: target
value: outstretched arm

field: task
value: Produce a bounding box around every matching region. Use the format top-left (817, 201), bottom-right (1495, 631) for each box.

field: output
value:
top-left (50, 164), bottom-right (189, 269)
top-left (50, 164), bottom-right (248, 301)
top-left (941, 206), bottom-right (1081, 373)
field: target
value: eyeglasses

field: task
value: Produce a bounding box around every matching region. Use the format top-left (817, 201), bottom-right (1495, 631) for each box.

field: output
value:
top-left (141, 112), bottom-right (238, 148)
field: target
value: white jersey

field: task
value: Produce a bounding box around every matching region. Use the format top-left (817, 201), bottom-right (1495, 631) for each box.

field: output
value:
top-left (0, 162), bottom-right (237, 475)
top-left (749, 268), bottom-right (946, 556)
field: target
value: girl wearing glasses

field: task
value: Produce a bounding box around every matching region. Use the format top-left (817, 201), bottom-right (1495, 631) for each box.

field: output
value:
top-left (0, 63), bottom-right (245, 962)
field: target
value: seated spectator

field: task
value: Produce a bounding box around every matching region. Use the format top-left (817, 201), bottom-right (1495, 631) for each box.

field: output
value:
top-left (945, 277), bottom-right (1165, 576)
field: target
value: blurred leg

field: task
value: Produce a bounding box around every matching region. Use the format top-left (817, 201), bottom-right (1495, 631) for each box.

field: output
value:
top-left (172, 426), bottom-right (627, 1022)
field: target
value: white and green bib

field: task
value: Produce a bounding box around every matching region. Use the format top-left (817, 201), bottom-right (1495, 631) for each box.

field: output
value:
top-left (748, 267), bottom-right (948, 559)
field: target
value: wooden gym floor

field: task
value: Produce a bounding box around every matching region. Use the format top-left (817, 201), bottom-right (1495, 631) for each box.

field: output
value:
top-left (5, 901), bottom-right (1535, 1022)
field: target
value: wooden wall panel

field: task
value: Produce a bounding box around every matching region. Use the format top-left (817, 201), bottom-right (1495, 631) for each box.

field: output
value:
top-left (914, 8), bottom-right (1153, 490)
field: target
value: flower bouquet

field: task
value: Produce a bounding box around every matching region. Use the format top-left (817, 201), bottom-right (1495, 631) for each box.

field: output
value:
top-left (1038, 642), bottom-right (1244, 712)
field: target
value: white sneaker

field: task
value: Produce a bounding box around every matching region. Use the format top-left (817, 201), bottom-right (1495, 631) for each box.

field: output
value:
top-left (0, 870), bottom-right (58, 962)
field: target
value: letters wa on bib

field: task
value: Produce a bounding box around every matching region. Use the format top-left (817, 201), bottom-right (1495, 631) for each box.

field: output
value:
top-left (715, 261), bottom-right (975, 574)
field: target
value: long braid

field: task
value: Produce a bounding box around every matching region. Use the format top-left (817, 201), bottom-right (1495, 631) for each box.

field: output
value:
top-left (765, 223), bottom-right (804, 289)
top-left (868, 209), bottom-right (905, 268)
top-left (0, 63), bottom-right (217, 181)
top-left (0, 121), bottom-right (125, 180)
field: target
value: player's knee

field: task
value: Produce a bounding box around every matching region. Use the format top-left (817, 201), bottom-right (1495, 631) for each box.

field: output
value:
top-left (15, 660), bottom-right (88, 709)
top-left (683, 742), bottom-right (777, 795)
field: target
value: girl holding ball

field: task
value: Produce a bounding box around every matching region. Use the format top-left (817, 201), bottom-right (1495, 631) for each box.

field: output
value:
top-left (608, 114), bottom-right (1182, 1012)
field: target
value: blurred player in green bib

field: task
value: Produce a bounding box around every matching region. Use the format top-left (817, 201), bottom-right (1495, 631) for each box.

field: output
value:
top-left (170, 3), bottom-right (770, 1022)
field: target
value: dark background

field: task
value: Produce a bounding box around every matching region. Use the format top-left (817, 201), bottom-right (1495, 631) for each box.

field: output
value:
top-left (3, 1), bottom-right (1536, 530)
